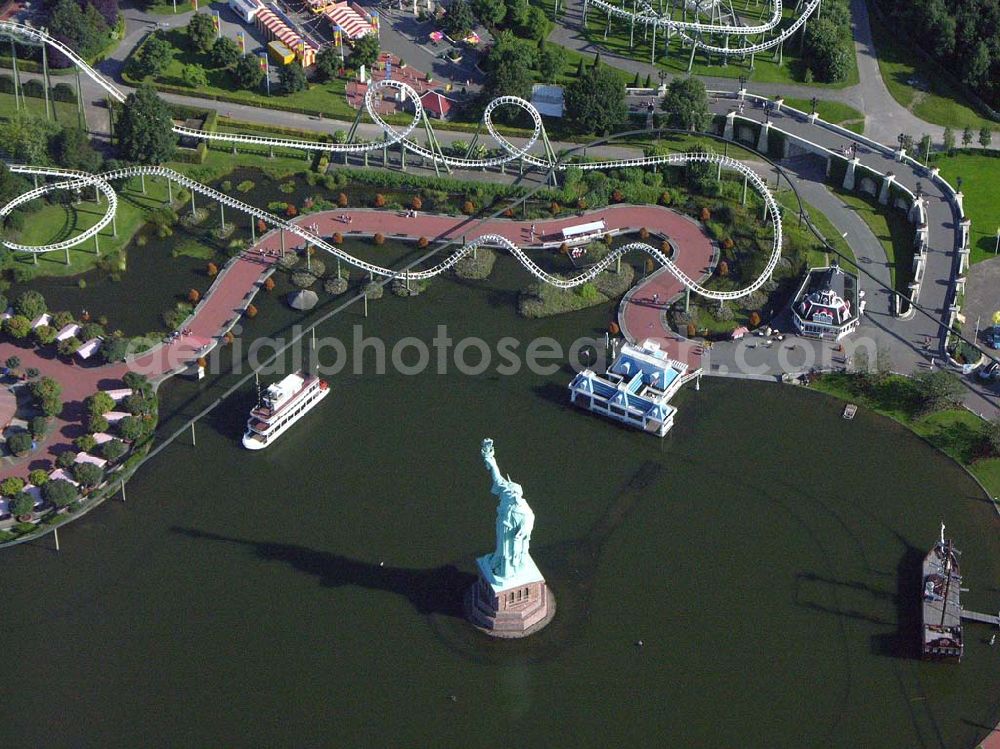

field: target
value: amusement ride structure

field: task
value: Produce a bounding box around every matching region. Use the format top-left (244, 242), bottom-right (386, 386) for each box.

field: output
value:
top-left (582, 0), bottom-right (823, 69)
top-left (0, 20), bottom-right (784, 302)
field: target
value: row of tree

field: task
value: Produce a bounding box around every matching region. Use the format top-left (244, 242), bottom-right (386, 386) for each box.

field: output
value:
top-left (45, 0), bottom-right (118, 67)
top-left (880, 0), bottom-right (999, 107)
top-left (802, 0), bottom-right (853, 83)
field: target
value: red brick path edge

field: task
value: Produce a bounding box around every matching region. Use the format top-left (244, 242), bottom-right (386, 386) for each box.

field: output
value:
top-left (0, 205), bottom-right (709, 481)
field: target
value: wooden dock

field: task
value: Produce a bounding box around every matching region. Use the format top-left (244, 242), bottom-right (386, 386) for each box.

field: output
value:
top-left (960, 609), bottom-right (1000, 626)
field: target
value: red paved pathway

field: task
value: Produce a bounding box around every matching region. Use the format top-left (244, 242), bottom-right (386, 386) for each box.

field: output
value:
top-left (0, 204), bottom-right (712, 480)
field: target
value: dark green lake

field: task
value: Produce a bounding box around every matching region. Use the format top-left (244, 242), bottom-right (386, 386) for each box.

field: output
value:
top-left (1, 240), bottom-right (999, 748)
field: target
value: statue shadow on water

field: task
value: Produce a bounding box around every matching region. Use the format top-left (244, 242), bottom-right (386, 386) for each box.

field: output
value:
top-left (171, 460), bottom-right (662, 666)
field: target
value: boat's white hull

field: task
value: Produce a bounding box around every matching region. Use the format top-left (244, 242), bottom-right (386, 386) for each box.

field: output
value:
top-left (242, 383), bottom-right (330, 450)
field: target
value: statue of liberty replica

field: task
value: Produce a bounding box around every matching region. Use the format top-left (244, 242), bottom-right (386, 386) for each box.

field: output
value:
top-left (465, 438), bottom-right (555, 637)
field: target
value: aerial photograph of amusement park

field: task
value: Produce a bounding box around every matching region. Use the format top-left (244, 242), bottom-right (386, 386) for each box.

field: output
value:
top-left (0, 0), bottom-right (998, 743)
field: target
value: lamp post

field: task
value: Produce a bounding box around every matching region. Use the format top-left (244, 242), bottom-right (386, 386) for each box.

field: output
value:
top-left (738, 74), bottom-right (746, 94)
top-left (658, 69), bottom-right (667, 92)
top-left (810, 96), bottom-right (817, 115)
top-left (897, 132), bottom-right (905, 151)
top-left (957, 175), bottom-right (963, 192)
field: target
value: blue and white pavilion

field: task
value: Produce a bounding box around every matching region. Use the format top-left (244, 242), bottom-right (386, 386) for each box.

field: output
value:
top-left (567, 339), bottom-right (697, 437)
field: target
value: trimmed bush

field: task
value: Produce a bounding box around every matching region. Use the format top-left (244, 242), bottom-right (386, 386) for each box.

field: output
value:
top-left (6, 432), bottom-right (33, 456)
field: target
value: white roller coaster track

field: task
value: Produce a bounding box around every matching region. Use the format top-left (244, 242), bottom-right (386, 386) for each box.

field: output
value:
top-left (0, 21), bottom-right (782, 301)
top-left (584, 0), bottom-right (822, 56)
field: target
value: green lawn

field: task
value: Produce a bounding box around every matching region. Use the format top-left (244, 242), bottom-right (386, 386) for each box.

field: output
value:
top-left (776, 191), bottom-right (857, 269)
top-left (0, 91), bottom-right (85, 127)
top-left (832, 188), bottom-right (913, 294)
top-left (930, 149), bottom-right (1000, 264)
top-left (542, 0), bottom-right (857, 89)
top-left (866, 2), bottom-right (996, 132)
top-left (783, 97), bottom-right (865, 134)
top-left (810, 372), bottom-right (1000, 500)
top-left (127, 29), bottom-right (359, 120)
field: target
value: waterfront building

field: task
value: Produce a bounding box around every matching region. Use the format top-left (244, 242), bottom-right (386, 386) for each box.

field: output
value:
top-left (567, 339), bottom-right (699, 437)
top-left (791, 263), bottom-right (863, 341)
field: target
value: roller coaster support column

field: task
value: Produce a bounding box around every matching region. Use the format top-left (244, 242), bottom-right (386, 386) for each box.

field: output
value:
top-left (10, 40), bottom-right (21, 113)
top-left (76, 67), bottom-right (86, 131)
top-left (41, 38), bottom-right (52, 122)
top-left (722, 34), bottom-right (729, 66)
top-left (382, 133), bottom-right (388, 167)
top-left (280, 230), bottom-right (285, 258)
top-left (399, 141), bottom-right (406, 171)
top-left (251, 216), bottom-right (256, 243)
top-left (422, 116), bottom-right (450, 176)
top-left (65, 247), bottom-right (70, 265)
top-left (219, 202), bottom-right (225, 231)
top-left (167, 178), bottom-right (173, 204)
top-left (742, 174), bottom-right (748, 205)
top-left (190, 189), bottom-right (196, 218)
top-left (94, 232), bottom-right (99, 256)
top-left (112, 213), bottom-right (117, 237)
top-left (686, 42), bottom-right (697, 73)
top-left (140, 173), bottom-right (146, 194)
top-left (649, 20), bottom-right (656, 65)
top-left (629, 0), bottom-right (636, 48)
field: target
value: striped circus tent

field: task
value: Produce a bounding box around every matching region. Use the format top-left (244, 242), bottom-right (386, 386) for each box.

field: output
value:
top-left (324, 2), bottom-right (373, 39)
top-left (255, 6), bottom-right (317, 65)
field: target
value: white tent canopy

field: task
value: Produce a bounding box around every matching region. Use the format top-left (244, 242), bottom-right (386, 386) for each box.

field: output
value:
top-left (561, 220), bottom-right (606, 240)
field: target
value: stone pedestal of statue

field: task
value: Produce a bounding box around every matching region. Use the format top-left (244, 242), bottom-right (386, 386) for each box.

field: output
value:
top-left (464, 553), bottom-right (555, 638)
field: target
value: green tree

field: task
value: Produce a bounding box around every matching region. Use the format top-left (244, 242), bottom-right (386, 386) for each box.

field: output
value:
top-left (660, 76), bottom-right (710, 131)
top-left (443, 0), bottom-right (476, 37)
top-left (33, 325), bottom-right (57, 346)
top-left (5, 356), bottom-right (20, 372)
top-left (115, 83), bottom-right (176, 164)
top-left (314, 46), bottom-right (340, 82)
top-left (118, 415), bottom-right (145, 441)
top-left (962, 125), bottom-right (974, 147)
top-left (123, 372), bottom-right (151, 392)
top-left (133, 34), bottom-right (172, 78)
top-left (918, 133), bottom-right (932, 162)
top-left (211, 36), bottom-right (241, 69)
top-left (522, 6), bottom-right (549, 41)
top-left (280, 63), bottom-right (307, 94)
top-left (30, 377), bottom-right (61, 404)
top-left (75, 434), bottom-right (97, 453)
top-left (0, 476), bottom-right (25, 497)
top-left (3, 315), bottom-right (32, 340)
top-left (43, 479), bottom-right (78, 509)
top-left (187, 13), bottom-right (217, 54)
top-left (87, 391), bottom-right (116, 417)
top-left (14, 290), bottom-right (46, 320)
top-left (233, 55), bottom-right (264, 90)
top-left (942, 126), bottom-right (955, 153)
top-left (182, 64), bottom-right (209, 88)
top-left (29, 417), bottom-right (47, 439)
top-left (537, 42), bottom-right (565, 84)
top-left (88, 414), bottom-right (110, 434)
top-left (979, 126), bottom-right (993, 149)
top-left (912, 369), bottom-right (963, 413)
top-left (351, 32), bottom-right (380, 70)
top-left (102, 337), bottom-right (130, 363)
top-left (9, 492), bottom-right (34, 517)
top-left (803, 16), bottom-right (850, 82)
top-left (57, 337), bottom-right (81, 359)
top-left (564, 66), bottom-right (627, 135)
top-left (481, 31), bottom-right (534, 101)
top-left (0, 113), bottom-right (54, 164)
top-left (49, 0), bottom-right (109, 60)
top-left (52, 127), bottom-right (103, 172)
top-left (6, 432), bottom-right (33, 456)
top-left (73, 462), bottom-right (104, 489)
top-left (56, 451), bottom-right (77, 469)
top-left (101, 439), bottom-right (128, 462)
top-left (472, 0), bottom-right (506, 26)
top-left (28, 469), bottom-right (48, 487)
